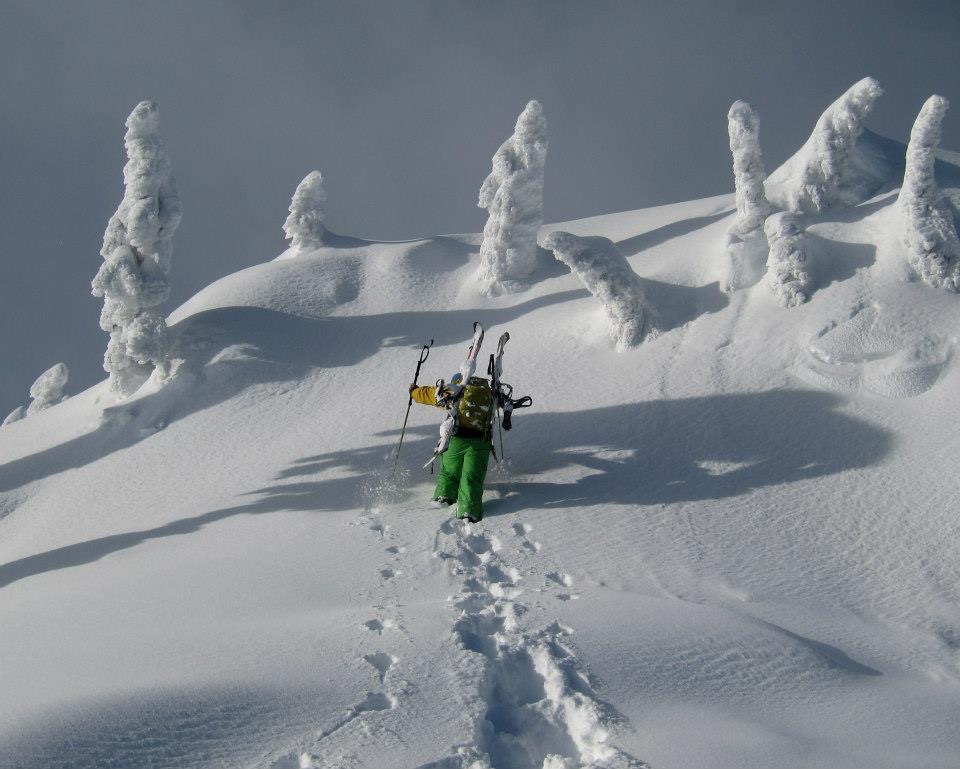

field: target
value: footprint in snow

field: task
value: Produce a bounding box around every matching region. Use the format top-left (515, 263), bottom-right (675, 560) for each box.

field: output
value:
top-left (363, 652), bottom-right (397, 684)
top-left (362, 618), bottom-right (399, 634)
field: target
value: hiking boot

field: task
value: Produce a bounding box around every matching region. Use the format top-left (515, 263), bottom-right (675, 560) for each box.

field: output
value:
top-left (431, 496), bottom-right (455, 508)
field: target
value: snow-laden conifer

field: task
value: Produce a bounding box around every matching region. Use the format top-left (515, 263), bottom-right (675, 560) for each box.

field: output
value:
top-left (27, 362), bottom-right (69, 415)
top-left (539, 230), bottom-right (653, 348)
top-left (898, 95), bottom-right (960, 291)
top-left (477, 100), bottom-right (548, 295)
top-left (728, 100), bottom-right (770, 237)
top-left (788, 77), bottom-right (883, 214)
top-left (2, 407), bottom-right (24, 426)
top-left (764, 213), bottom-right (811, 307)
top-left (283, 170), bottom-right (327, 251)
top-left (92, 101), bottom-right (181, 395)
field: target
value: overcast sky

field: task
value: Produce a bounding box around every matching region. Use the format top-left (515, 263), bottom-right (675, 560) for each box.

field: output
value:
top-left (2, 0), bottom-right (959, 414)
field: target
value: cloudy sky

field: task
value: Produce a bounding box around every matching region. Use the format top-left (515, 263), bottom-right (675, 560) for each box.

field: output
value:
top-left (2, 0), bottom-right (958, 413)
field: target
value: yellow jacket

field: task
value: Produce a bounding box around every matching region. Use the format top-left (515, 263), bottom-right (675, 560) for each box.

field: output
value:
top-left (410, 385), bottom-right (443, 408)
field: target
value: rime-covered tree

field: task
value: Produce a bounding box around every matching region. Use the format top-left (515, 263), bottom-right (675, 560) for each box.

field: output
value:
top-left (898, 95), bottom-right (960, 291)
top-left (477, 100), bottom-right (548, 295)
top-left (764, 213), bottom-right (811, 307)
top-left (91, 101), bottom-right (181, 395)
top-left (27, 362), bottom-right (69, 415)
top-left (787, 77), bottom-right (883, 214)
top-left (727, 100), bottom-right (770, 237)
top-left (283, 170), bottom-right (327, 251)
top-left (2, 407), bottom-right (24, 426)
top-left (539, 230), bottom-right (654, 349)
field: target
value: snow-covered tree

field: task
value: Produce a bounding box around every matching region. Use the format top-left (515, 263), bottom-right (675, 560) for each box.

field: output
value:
top-left (92, 100), bottom-right (181, 395)
top-left (283, 170), bottom-right (327, 251)
top-left (898, 95), bottom-right (960, 291)
top-left (787, 77), bottom-right (883, 214)
top-left (727, 100), bottom-right (771, 237)
top-left (477, 100), bottom-right (548, 296)
top-left (764, 213), bottom-right (811, 307)
top-left (2, 407), bottom-right (24, 426)
top-left (539, 230), bottom-right (653, 348)
top-left (27, 362), bottom-right (69, 415)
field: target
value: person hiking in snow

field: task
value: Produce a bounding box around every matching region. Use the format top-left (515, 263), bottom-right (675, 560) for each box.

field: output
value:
top-left (408, 379), bottom-right (496, 522)
top-left (403, 325), bottom-right (530, 523)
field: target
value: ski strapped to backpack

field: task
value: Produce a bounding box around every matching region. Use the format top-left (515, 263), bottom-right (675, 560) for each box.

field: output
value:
top-left (486, 332), bottom-right (533, 458)
top-left (424, 322), bottom-right (485, 469)
top-left (423, 323), bottom-right (533, 470)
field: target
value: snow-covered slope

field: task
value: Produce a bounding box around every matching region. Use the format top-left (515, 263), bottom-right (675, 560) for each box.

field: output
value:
top-left (2, 132), bottom-right (960, 769)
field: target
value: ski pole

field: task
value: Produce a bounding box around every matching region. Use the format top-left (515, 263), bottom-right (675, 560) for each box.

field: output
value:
top-left (394, 339), bottom-right (433, 471)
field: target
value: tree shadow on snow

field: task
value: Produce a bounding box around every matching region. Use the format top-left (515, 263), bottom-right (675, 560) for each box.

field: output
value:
top-left (806, 234), bottom-right (876, 292)
top-left (644, 278), bottom-right (729, 332)
top-left (270, 387), bottom-right (890, 517)
top-left (0, 388), bottom-right (891, 589)
top-left (615, 209), bottom-right (733, 257)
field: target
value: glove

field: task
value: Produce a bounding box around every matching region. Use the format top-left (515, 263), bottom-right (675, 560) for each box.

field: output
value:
top-left (409, 384), bottom-right (417, 394)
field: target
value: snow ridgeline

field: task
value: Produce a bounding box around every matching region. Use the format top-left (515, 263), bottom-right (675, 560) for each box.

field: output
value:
top-left (2, 363), bottom-right (69, 425)
top-left (91, 100), bottom-right (182, 396)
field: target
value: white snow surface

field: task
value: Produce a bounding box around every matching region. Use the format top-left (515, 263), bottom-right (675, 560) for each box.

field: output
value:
top-left (3, 131), bottom-right (960, 769)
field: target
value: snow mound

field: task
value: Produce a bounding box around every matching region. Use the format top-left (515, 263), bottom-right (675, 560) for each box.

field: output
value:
top-left (799, 299), bottom-right (954, 398)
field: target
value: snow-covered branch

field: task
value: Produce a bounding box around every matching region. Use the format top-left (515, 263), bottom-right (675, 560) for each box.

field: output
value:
top-left (898, 95), bottom-right (960, 291)
top-left (477, 100), bottom-right (548, 296)
top-left (539, 230), bottom-right (653, 348)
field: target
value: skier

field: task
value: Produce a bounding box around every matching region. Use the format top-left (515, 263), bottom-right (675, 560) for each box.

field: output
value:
top-left (405, 326), bottom-right (529, 523)
top-left (408, 379), bottom-right (494, 522)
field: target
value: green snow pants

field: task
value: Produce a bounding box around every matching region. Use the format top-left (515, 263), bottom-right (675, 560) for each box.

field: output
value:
top-left (435, 435), bottom-right (491, 520)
